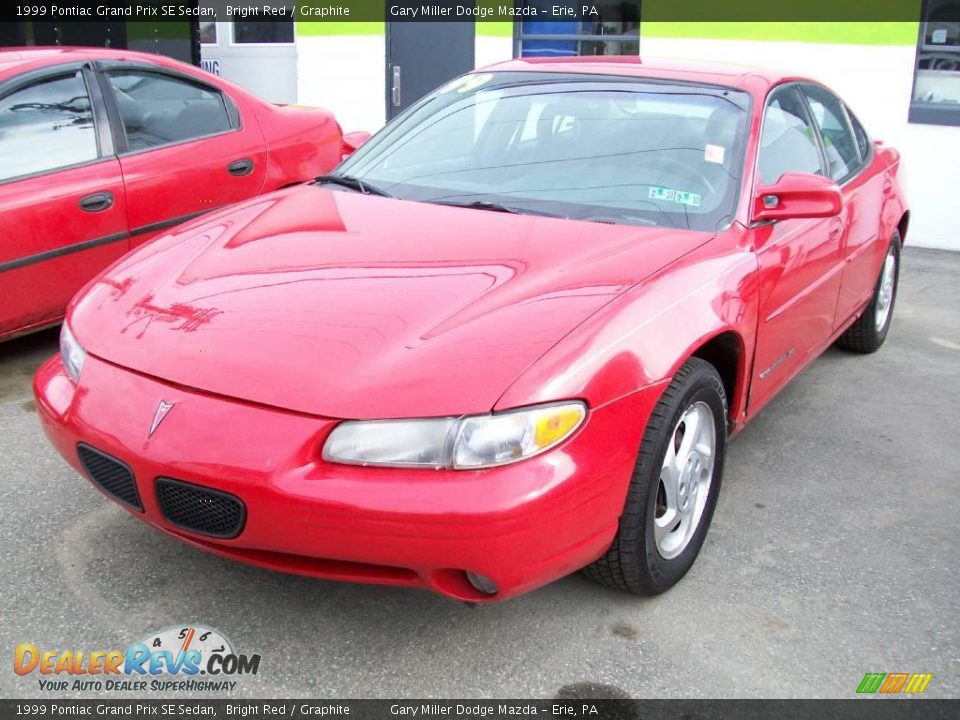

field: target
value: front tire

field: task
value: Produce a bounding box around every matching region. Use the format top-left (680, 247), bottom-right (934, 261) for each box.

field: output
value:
top-left (836, 230), bottom-right (901, 353)
top-left (583, 357), bottom-right (727, 595)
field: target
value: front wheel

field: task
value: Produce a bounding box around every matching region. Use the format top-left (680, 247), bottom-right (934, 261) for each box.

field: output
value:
top-left (583, 357), bottom-right (727, 595)
top-left (836, 230), bottom-right (901, 353)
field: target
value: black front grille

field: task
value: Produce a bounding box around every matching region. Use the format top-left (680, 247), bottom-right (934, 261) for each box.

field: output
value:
top-left (76, 444), bottom-right (142, 511)
top-left (155, 478), bottom-right (245, 539)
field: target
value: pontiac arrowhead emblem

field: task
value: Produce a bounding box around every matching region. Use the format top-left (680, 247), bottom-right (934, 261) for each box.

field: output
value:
top-left (148, 400), bottom-right (175, 438)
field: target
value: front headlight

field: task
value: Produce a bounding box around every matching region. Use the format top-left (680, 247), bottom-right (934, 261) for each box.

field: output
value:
top-left (322, 402), bottom-right (586, 470)
top-left (59, 322), bottom-right (86, 383)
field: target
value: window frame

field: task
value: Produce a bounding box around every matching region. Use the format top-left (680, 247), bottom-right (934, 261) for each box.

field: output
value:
top-left (909, 0), bottom-right (960, 127)
top-left (753, 83), bottom-right (829, 191)
top-left (797, 82), bottom-right (871, 186)
top-left (92, 61), bottom-right (242, 157)
top-left (0, 62), bottom-right (111, 187)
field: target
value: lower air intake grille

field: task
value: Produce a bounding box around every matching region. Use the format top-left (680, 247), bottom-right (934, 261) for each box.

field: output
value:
top-left (155, 478), bottom-right (245, 539)
top-left (76, 444), bottom-right (142, 511)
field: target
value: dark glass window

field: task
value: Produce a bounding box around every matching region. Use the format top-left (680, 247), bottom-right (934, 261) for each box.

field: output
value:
top-left (106, 71), bottom-right (233, 151)
top-left (910, 0), bottom-right (960, 125)
top-left (233, 20), bottom-right (294, 44)
top-left (199, 21), bottom-right (217, 45)
top-left (517, 1), bottom-right (639, 58)
top-left (0, 71), bottom-right (98, 182)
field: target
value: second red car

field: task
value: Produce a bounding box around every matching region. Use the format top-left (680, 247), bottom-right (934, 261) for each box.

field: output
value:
top-left (1, 46), bottom-right (346, 341)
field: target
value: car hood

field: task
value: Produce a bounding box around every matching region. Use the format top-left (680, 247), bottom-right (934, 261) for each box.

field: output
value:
top-left (71, 187), bottom-right (712, 418)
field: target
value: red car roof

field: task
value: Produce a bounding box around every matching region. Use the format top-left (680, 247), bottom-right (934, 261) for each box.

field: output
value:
top-left (0, 46), bottom-right (196, 80)
top-left (481, 56), bottom-right (797, 99)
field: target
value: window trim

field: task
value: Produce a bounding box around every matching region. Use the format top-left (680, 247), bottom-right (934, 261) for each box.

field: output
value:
top-left (0, 63), bottom-right (111, 187)
top-left (92, 61), bottom-right (242, 157)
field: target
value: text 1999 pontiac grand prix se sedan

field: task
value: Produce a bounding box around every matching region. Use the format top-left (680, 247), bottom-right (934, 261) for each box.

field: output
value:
top-left (35, 57), bottom-right (907, 601)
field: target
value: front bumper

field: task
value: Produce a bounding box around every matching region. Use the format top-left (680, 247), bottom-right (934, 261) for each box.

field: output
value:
top-left (34, 353), bottom-right (657, 601)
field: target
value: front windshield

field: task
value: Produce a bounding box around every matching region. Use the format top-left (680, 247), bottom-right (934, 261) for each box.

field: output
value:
top-left (337, 72), bottom-right (751, 232)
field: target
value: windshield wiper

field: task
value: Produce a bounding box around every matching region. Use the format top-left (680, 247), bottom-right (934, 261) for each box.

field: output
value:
top-left (314, 174), bottom-right (392, 198)
top-left (428, 199), bottom-right (560, 218)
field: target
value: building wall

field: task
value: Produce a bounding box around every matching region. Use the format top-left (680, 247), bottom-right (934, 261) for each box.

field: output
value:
top-left (292, 21), bottom-right (953, 251)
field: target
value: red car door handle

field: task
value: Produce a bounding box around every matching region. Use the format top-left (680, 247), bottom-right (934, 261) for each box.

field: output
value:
top-left (227, 158), bottom-right (254, 176)
top-left (828, 218), bottom-right (844, 241)
top-left (882, 177), bottom-right (895, 196)
top-left (78, 192), bottom-right (114, 213)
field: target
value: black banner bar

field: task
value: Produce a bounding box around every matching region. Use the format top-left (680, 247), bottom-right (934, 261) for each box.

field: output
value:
top-left (0, 700), bottom-right (958, 720)
top-left (0, 1), bottom-right (957, 23)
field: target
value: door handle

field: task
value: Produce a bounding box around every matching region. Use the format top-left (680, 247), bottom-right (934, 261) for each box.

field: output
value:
top-left (227, 158), bottom-right (254, 176)
top-left (828, 217), bottom-right (844, 242)
top-left (78, 191), bottom-right (114, 213)
top-left (882, 176), bottom-right (895, 196)
top-left (391, 65), bottom-right (401, 107)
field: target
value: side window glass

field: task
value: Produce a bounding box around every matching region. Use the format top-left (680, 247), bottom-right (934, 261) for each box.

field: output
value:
top-left (758, 87), bottom-right (823, 185)
top-left (848, 109), bottom-right (871, 163)
top-left (0, 71), bottom-right (98, 182)
top-left (801, 85), bottom-right (862, 182)
top-left (106, 71), bottom-right (232, 152)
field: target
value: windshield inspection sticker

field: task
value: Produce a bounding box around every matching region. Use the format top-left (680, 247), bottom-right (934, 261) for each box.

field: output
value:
top-left (675, 190), bottom-right (702, 207)
top-left (649, 186), bottom-right (702, 208)
top-left (648, 186), bottom-right (676, 201)
top-left (704, 144), bottom-right (726, 164)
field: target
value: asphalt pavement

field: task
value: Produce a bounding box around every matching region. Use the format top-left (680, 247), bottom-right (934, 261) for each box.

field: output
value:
top-left (0, 247), bottom-right (957, 699)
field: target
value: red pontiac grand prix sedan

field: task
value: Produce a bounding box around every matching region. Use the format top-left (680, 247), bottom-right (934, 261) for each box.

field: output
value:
top-left (1, 47), bottom-right (345, 341)
top-left (35, 57), bottom-right (908, 601)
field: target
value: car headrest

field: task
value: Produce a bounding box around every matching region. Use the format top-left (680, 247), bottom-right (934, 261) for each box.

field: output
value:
top-left (174, 102), bottom-right (225, 140)
top-left (704, 106), bottom-right (742, 163)
top-left (536, 99), bottom-right (584, 158)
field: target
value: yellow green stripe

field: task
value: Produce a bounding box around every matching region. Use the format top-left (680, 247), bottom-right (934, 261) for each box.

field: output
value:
top-left (641, 21), bottom-right (918, 46)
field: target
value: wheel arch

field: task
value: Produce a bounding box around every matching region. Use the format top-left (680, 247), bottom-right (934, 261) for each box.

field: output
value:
top-left (897, 210), bottom-right (910, 244)
top-left (676, 330), bottom-right (748, 431)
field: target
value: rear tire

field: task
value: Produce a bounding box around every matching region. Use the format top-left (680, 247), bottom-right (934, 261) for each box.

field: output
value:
top-left (836, 230), bottom-right (901, 353)
top-left (583, 357), bottom-right (727, 595)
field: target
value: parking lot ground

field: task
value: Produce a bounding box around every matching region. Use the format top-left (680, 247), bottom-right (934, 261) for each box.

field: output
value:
top-left (0, 246), bottom-right (957, 699)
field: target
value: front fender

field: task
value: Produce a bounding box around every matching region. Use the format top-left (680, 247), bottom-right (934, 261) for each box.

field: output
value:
top-left (495, 228), bottom-right (760, 422)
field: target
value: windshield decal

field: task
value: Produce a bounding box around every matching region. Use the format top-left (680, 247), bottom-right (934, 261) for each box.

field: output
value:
top-left (649, 187), bottom-right (702, 208)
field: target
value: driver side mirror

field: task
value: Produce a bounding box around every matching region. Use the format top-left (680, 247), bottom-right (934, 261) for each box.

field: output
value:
top-left (753, 172), bottom-right (842, 223)
top-left (341, 131), bottom-right (372, 159)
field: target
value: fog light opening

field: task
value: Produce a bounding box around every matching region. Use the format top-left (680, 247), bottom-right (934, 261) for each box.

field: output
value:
top-left (465, 571), bottom-right (498, 596)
